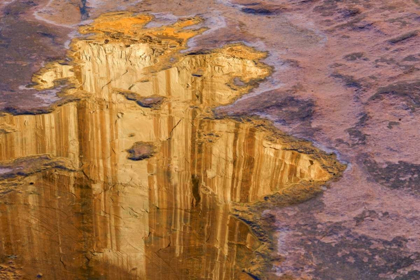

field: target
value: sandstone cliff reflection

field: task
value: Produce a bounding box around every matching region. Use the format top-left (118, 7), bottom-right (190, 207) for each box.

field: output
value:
top-left (0, 12), bottom-right (342, 279)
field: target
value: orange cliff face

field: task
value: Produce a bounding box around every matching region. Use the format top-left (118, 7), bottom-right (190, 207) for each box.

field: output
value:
top-left (0, 12), bottom-right (345, 279)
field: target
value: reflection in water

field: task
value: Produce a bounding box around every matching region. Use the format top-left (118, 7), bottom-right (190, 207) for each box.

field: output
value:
top-left (0, 12), bottom-right (343, 279)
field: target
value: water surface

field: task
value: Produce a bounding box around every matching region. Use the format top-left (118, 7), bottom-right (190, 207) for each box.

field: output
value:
top-left (0, 12), bottom-right (343, 280)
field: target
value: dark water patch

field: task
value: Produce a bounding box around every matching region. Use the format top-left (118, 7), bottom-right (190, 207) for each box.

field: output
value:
top-left (369, 80), bottom-right (420, 111)
top-left (402, 54), bottom-right (420, 62)
top-left (343, 52), bottom-right (368, 61)
top-left (241, 7), bottom-right (273, 15)
top-left (345, 113), bottom-right (369, 146)
top-left (363, 156), bottom-right (420, 193)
